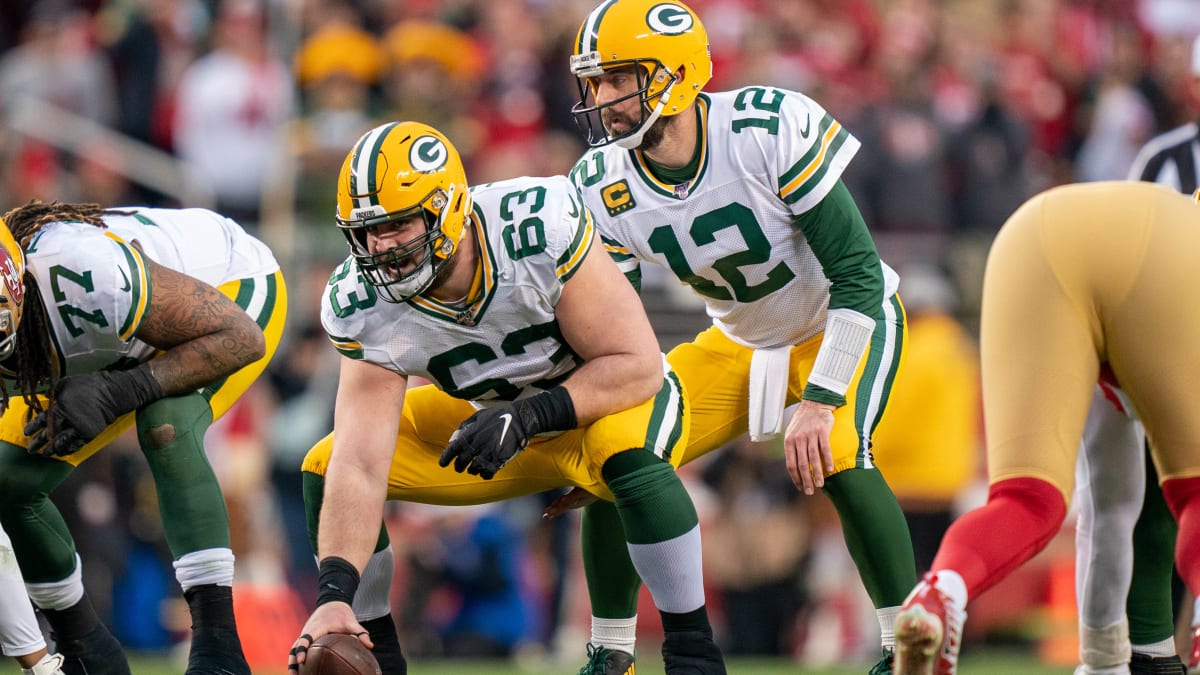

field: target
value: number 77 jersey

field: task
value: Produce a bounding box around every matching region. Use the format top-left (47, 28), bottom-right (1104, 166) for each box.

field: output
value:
top-left (570, 86), bottom-right (897, 349)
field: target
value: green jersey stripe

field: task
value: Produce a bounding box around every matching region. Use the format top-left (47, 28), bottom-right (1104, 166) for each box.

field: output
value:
top-left (113, 239), bottom-right (147, 340)
top-left (781, 126), bottom-right (850, 205)
top-left (777, 113), bottom-right (837, 189)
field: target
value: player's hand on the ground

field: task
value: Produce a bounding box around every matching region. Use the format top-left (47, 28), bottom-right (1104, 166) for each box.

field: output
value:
top-left (543, 487), bottom-right (599, 519)
top-left (439, 405), bottom-right (532, 479)
top-left (288, 602), bottom-right (372, 672)
top-left (784, 399), bottom-right (836, 495)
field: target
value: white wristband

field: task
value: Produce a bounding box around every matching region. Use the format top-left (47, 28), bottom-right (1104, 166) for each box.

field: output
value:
top-left (808, 307), bottom-right (875, 396)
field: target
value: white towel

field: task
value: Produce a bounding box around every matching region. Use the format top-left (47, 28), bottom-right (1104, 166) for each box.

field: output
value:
top-left (748, 346), bottom-right (792, 442)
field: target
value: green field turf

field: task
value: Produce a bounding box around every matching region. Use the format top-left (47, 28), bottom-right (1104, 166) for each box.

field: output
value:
top-left (0, 650), bottom-right (1070, 674)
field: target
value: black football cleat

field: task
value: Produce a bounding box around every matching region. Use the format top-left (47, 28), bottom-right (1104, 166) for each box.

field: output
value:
top-left (54, 623), bottom-right (132, 675)
top-left (1130, 652), bottom-right (1186, 675)
top-left (661, 629), bottom-right (726, 674)
top-left (184, 628), bottom-right (251, 675)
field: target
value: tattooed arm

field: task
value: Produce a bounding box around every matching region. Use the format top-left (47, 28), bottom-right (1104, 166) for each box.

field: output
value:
top-left (133, 256), bottom-right (266, 394)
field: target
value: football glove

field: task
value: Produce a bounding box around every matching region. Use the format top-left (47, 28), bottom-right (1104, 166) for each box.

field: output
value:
top-left (26, 363), bottom-right (165, 457)
top-left (438, 386), bottom-right (577, 480)
top-left (439, 405), bottom-right (533, 480)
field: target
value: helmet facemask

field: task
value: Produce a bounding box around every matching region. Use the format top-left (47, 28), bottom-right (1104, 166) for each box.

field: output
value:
top-left (570, 57), bottom-right (677, 149)
top-left (337, 184), bottom-right (460, 303)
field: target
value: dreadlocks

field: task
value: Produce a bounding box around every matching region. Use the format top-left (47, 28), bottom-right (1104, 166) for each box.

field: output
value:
top-left (0, 200), bottom-right (111, 414)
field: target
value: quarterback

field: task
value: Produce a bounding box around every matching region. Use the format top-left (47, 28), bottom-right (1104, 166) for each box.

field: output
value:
top-left (0, 200), bottom-right (286, 675)
top-left (288, 121), bottom-right (725, 674)
top-left (894, 182), bottom-right (1200, 675)
top-left (560, 0), bottom-right (916, 672)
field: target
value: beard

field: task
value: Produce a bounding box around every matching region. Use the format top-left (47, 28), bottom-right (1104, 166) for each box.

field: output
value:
top-left (602, 105), bottom-right (672, 151)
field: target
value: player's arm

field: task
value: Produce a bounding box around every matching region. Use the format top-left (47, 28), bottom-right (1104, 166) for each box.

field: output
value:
top-left (792, 179), bottom-right (883, 407)
top-left (134, 256), bottom-right (267, 391)
top-left (554, 236), bottom-right (662, 424)
top-left (783, 180), bottom-right (882, 493)
top-left (26, 253), bottom-right (267, 457)
top-left (292, 355), bottom-right (406, 662)
top-left (319, 355), bottom-right (406, 571)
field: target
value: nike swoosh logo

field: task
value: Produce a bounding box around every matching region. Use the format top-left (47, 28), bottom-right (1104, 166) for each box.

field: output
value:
top-left (498, 413), bottom-right (513, 446)
top-left (799, 114), bottom-right (811, 138)
top-left (119, 267), bottom-right (131, 293)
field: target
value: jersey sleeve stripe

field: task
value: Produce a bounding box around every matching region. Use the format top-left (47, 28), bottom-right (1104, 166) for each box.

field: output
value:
top-left (776, 113), bottom-right (846, 194)
top-left (556, 217), bottom-right (595, 283)
top-left (327, 334), bottom-right (364, 359)
top-left (779, 123), bottom-right (852, 206)
top-left (600, 233), bottom-right (633, 257)
top-left (105, 232), bottom-right (150, 341)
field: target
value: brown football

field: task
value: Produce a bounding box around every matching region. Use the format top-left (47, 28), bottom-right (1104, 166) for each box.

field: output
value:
top-left (299, 633), bottom-right (382, 675)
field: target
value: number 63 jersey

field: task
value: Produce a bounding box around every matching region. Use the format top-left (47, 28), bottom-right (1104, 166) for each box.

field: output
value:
top-left (571, 87), bottom-right (899, 349)
top-left (321, 175), bottom-right (594, 404)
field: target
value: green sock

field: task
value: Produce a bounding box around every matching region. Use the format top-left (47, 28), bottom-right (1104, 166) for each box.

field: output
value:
top-left (1128, 455), bottom-right (1178, 644)
top-left (823, 467), bottom-right (917, 607)
top-left (603, 451), bottom-right (697, 544)
top-left (302, 470), bottom-right (391, 556)
top-left (0, 441), bottom-right (76, 581)
top-left (582, 499), bottom-right (641, 619)
top-left (137, 395), bottom-right (231, 555)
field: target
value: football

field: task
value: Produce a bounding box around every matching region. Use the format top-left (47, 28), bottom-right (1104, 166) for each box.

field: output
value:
top-left (300, 633), bottom-right (382, 675)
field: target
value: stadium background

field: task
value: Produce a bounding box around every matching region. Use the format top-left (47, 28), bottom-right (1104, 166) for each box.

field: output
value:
top-left (1, 0), bottom-right (1199, 671)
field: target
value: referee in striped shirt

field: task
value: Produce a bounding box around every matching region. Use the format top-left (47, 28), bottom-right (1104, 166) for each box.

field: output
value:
top-left (1127, 36), bottom-right (1200, 193)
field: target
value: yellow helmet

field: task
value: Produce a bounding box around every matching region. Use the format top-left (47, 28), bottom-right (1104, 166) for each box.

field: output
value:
top-left (0, 217), bottom-right (25, 360)
top-left (335, 121), bottom-right (472, 303)
top-left (570, 0), bottom-right (711, 148)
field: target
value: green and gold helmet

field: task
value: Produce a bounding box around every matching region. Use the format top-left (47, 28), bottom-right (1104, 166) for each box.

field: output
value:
top-left (570, 0), bottom-right (711, 148)
top-left (335, 121), bottom-right (471, 303)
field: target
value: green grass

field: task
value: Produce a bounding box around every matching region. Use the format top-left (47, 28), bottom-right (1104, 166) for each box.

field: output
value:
top-left (0, 650), bottom-right (1071, 674)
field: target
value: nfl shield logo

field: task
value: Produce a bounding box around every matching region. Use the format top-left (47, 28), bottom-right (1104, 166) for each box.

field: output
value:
top-left (673, 181), bottom-right (691, 199)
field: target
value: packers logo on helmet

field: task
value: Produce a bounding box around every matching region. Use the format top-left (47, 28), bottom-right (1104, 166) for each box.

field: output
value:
top-left (335, 122), bottom-right (472, 303)
top-left (409, 136), bottom-right (448, 172)
top-left (570, 0), bottom-right (711, 148)
top-left (646, 3), bottom-right (693, 34)
top-left (0, 217), bottom-right (25, 360)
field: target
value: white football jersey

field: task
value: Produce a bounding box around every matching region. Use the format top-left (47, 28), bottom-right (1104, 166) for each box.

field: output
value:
top-left (23, 207), bottom-right (279, 376)
top-left (321, 175), bottom-right (594, 404)
top-left (572, 87), bottom-right (899, 349)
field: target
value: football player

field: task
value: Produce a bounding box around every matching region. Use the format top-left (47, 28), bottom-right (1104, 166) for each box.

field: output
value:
top-left (0, 524), bottom-right (65, 675)
top-left (0, 200), bottom-right (287, 675)
top-left (893, 181), bottom-right (1200, 675)
top-left (557, 0), bottom-right (916, 672)
top-left (1072, 61), bottom-right (1200, 674)
top-left (287, 121), bottom-right (725, 675)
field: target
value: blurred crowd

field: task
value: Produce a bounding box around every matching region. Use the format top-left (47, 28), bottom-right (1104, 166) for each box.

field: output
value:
top-left (1, 0), bottom-right (1199, 670)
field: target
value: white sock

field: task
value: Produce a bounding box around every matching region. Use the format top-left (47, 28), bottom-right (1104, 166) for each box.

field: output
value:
top-left (1079, 618), bottom-right (1130, 669)
top-left (1132, 637), bottom-right (1177, 658)
top-left (591, 616), bottom-right (637, 656)
top-left (877, 606), bottom-right (899, 650)
top-left (352, 546), bottom-right (394, 621)
top-left (173, 547), bottom-right (235, 591)
top-left (25, 555), bottom-right (84, 610)
top-left (627, 525), bottom-right (705, 614)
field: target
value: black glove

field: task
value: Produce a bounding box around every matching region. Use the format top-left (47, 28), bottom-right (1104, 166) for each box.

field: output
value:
top-left (438, 387), bottom-right (577, 480)
top-left (439, 405), bottom-right (533, 480)
top-left (25, 363), bottom-right (165, 457)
